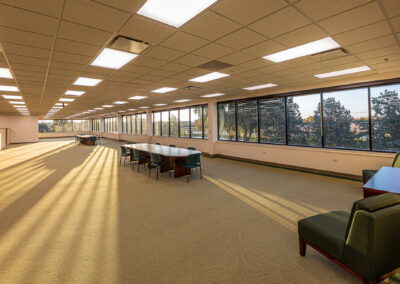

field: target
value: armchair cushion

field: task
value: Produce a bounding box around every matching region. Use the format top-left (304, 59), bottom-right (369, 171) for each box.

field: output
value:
top-left (298, 210), bottom-right (350, 260)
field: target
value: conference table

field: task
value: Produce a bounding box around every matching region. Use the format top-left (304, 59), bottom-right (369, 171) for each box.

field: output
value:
top-left (123, 143), bottom-right (201, 178)
top-left (76, 134), bottom-right (97, 145)
top-left (362, 167), bottom-right (400, 198)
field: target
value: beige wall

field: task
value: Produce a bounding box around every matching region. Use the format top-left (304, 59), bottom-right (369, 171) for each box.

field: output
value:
top-left (0, 115), bottom-right (38, 143)
top-left (0, 128), bottom-right (6, 150)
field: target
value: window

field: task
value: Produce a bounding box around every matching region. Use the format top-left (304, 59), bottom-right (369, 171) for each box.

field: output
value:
top-left (92, 119), bottom-right (101, 132)
top-left (323, 88), bottom-right (369, 150)
top-left (136, 115), bottom-right (141, 134)
top-left (161, 111), bottom-right (169, 136)
top-left (153, 112), bottom-right (161, 136)
top-left (237, 100), bottom-right (258, 142)
top-left (203, 106), bottom-right (208, 139)
top-left (38, 120), bottom-right (89, 133)
top-left (259, 97), bottom-right (286, 144)
top-left (218, 103), bottom-right (236, 141)
top-left (104, 117), bottom-right (117, 133)
top-left (370, 84), bottom-right (400, 152)
top-left (190, 106), bottom-right (202, 139)
top-left (39, 120), bottom-right (54, 133)
top-left (170, 110), bottom-right (179, 137)
top-left (287, 94), bottom-right (321, 147)
top-left (141, 114), bottom-right (147, 135)
top-left (179, 108), bottom-right (190, 138)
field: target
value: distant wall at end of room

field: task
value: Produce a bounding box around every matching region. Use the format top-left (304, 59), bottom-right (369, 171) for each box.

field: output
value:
top-left (0, 116), bottom-right (39, 143)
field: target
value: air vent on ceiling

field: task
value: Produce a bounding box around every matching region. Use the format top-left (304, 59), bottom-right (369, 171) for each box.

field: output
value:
top-left (109, 36), bottom-right (150, 54)
top-left (198, 60), bottom-right (233, 71)
top-left (183, 86), bottom-right (200, 90)
top-left (309, 48), bottom-right (348, 62)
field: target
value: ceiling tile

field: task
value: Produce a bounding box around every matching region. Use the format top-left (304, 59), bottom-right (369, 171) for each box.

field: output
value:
top-left (219, 52), bottom-right (256, 65)
top-left (52, 51), bottom-right (91, 65)
top-left (131, 56), bottom-right (167, 68)
top-left (144, 46), bottom-right (185, 61)
top-left (160, 62), bottom-right (191, 73)
top-left (212, 0), bottom-right (287, 25)
top-left (357, 45), bottom-right (400, 60)
top-left (381, 0), bottom-right (400, 18)
top-left (93, 0), bottom-right (145, 13)
top-left (318, 2), bottom-right (385, 35)
top-left (192, 43), bottom-right (236, 60)
top-left (0, 4), bottom-right (58, 36)
top-left (182, 11), bottom-right (241, 41)
top-left (0, 26), bottom-right (53, 49)
top-left (175, 54), bottom-right (211, 67)
top-left (249, 6), bottom-right (310, 38)
top-left (63, 0), bottom-right (130, 32)
top-left (216, 28), bottom-right (266, 50)
top-left (295, 0), bottom-right (371, 21)
top-left (2, 43), bottom-right (51, 59)
top-left (58, 20), bottom-right (112, 46)
top-left (392, 16), bottom-right (400, 32)
top-left (274, 24), bottom-right (327, 47)
top-left (54, 38), bottom-right (100, 57)
top-left (345, 35), bottom-right (397, 54)
top-left (119, 15), bottom-right (175, 45)
top-left (6, 54), bottom-right (49, 66)
top-left (238, 58), bottom-right (274, 70)
top-left (0, 0), bottom-right (64, 17)
top-left (242, 40), bottom-right (286, 57)
top-left (160, 32), bottom-right (209, 52)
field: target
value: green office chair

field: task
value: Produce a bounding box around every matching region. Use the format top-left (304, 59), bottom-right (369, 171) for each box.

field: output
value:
top-left (180, 153), bottom-right (202, 183)
top-left (362, 152), bottom-right (400, 183)
top-left (298, 193), bottom-right (400, 283)
top-left (187, 147), bottom-right (196, 150)
top-left (148, 153), bottom-right (168, 180)
top-left (169, 144), bottom-right (176, 147)
top-left (89, 136), bottom-right (97, 145)
top-left (120, 146), bottom-right (131, 167)
top-left (132, 149), bottom-right (147, 172)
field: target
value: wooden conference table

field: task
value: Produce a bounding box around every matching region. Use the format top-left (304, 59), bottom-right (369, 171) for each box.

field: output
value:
top-left (123, 143), bottom-right (201, 178)
top-left (362, 167), bottom-right (400, 198)
top-left (76, 134), bottom-right (97, 145)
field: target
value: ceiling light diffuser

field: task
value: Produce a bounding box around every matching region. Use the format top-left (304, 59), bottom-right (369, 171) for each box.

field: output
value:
top-left (65, 90), bottom-right (85, 96)
top-left (94, 108), bottom-right (104, 110)
top-left (129, 96), bottom-right (147, 100)
top-left (73, 77), bottom-right (102, 86)
top-left (0, 68), bottom-right (13, 79)
top-left (91, 48), bottom-right (138, 69)
top-left (55, 103), bottom-right (68, 106)
top-left (114, 101), bottom-right (128, 104)
top-left (139, 106), bottom-right (149, 109)
top-left (102, 105), bottom-right (114, 108)
top-left (174, 99), bottom-right (191, 103)
top-left (189, 72), bottom-right (230, 83)
top-left (0, 85), bottom-right (19, 92)
top-left (137, 0), bottom-right (218, 28)
top-left (314, 66), bottom-right (371, 78)
top-left (52, 106), bottom-right (62, 109)
top-left (14, 105), bottom-right (27, 108)
top-left (153, 103), bottom-right (167, 106)
top-left (263, 37), bottom-right (340, 63)
top-left (128, 109), bottom-right (136, 111)
top-left (9, 101), bottom-right (25, 104)
top-left (243, 83), bottom-right (277, 90)
top-left (2, 95), bottom-right (22, 99)
top-left (201, 93), bottom-right (225, 98)
top-left (151, 87), bottom-right (177, 93)
top-left (59, 98), bottom-right (75, 102)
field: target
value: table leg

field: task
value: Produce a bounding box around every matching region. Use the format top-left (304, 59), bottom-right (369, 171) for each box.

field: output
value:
top-left (174, 157), bottom-right (190, 178)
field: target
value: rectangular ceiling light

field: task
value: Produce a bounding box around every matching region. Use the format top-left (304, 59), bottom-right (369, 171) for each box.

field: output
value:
top-left (94, 107), bottom-right (104, 110)
top-left (0, 68), bottom-right (13, 79)
top-left (137, 0), bottom-right (218, 28)
top-left (9, 101), bottom-right (25, 104)
top-left (128, 96), bottom-right (147, 100)
top-left (65, 90), bottom-right (85, 96)
top-left (243, 83), bottom-right (277, 90)
top-left (128, 108), bottom-right (136, 111)
top-left (0, 85), bottom-right (19, 92)
top-left (55, 103), bottom-right (68, 106)
top-left (102, 105), bottom-right (114, 108)
top-left (52, 106), bottom-right (62, 109)
top-left (73, 77), bottom-right (102, 86)
top-left (139, 106), bottom-right (149, 109)
top-left (201, 93), bottom-right (225, 98)
top-left (91, 48), bottom-right (138, 69)
top-left (151, 87), bottom-right (177, 93)
top-left (174, 99), bottom-right (191, 103)
top-left (2, 94), bottom-right (22, 99)
top-left (113, 101), bottom-right (128, 104)
top-left (14, 105), bottom-right (27, 108)
top-left (189, 72), bottom-right (230, 83)
top-left (263, 37), bottom-right (340, 63)
top-left (314, 66), bottom-right (371, 78)
top-left (153, 103), bottom-right (167, 106)
top-left (59, 98), bottom-right (75, 102)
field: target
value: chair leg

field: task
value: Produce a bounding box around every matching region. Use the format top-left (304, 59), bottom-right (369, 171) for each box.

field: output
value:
top-left (299, 236), bottom-right (306, 256)
top-left (156, 167), bottom-right (159, 180)
top-left (200, 164), bottom-right (202, 180)
top-left (137, 161), bottom-right (140, 172)
top-left (119, 156), bottom-right (121, 165)
top-left (187, 175), bottom-right (189, 183)
top-left (149, 166), bottom-right (151, 177)
top-left (124, 157), bottom-right (126, 167)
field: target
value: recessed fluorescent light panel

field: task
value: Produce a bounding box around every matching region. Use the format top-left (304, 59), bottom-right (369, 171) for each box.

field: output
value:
top-left (263, 37), bottom-right (340, 63)
top-left (0, 85), bottom-right (19, 92)
top-left (55, 103), bottom-right (68, 106)
top-left (153, 103), bottom-right (167, 106)
top-left (314, 66), bottom-right (371, 78)
top-left (102, 105), bottom-right (114, 108)
top-left (201, 93), bottom-right (225, 98)
top-left (174, 99), bottom-right (191, 103)
top-left (114, 101), bottom-right (128, 104)
top-left (139, 106), bottom-right (149, 109)
top-left (65, 90), bottom-right (85, 96)
top-left (94, 108), bottom-right (104, 110)
top-left (14, 105), bottom-right (26, 108)
top-left (59, 98), bottom-right (75, 102)
top-left (0, 68), bottom-right (13, 79)
top-left (137, 0), bottom-right (218, 28)
top-left (2, 95), bottom-right (22, 99)
top-left (91, 48), bottom-right (138, 69)
top-left (151, 87), bottom-right (177, 93)
top-left (128, 109), bottom-right (136, 111)
top-left (243, 83), bottom-right (277, 90)
top-left (129, 96), bottom-right (147, 100)
top-left (9, 101), bottom-right (25, 104)
top-left (73, 77), bottom-right (102, 86)
top-left (189, 72), bottom-right (230, 83)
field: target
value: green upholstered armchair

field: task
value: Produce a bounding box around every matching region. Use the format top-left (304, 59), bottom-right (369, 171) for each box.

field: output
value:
top-left (363, 153), bottom-right (400, 183)
top-left (298, 193), bottom-right (400, 284)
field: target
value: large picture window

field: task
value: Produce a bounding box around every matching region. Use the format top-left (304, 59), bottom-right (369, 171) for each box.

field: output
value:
top-left (179, 108), bottom-right (190, 138)
top-left (104, 117), bottom-right (117, 133)
top-left (259, 98), bottom-right (286, 144)
top-left (161, 111), bottom-right (169, 136)
top-left (218, 103), bottom-right (236, 141)
top-left (153, 112), bottom-right (161, 136)
top-left (38, 119), bottom-right (89, 133)
top-left (237, 100), bottom-right (258, 142)
top-left (92, 119), bottom-right (101, 132)
top-left (190, 106), bottom-right (202, 139)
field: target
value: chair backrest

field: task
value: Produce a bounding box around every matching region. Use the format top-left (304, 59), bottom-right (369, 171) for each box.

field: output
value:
top-left (155, 143), bottom-right (161, 145)
top-left (392, 152), bottom-right (400, 168)
top-left (187, 147), bottom-right (196, 150)
top-left (120, 146), bottom-right (127, 155)
top-left (127, 142), bottom-right (136, 144)
top-left (169, 144), bottom-right (176, 147)
top-left (150, 153), bottom-right (159, 164)
top-left (344, 193), bottom-right (400, 280)
top-left (89, 136), bottom-right (97, 142)
top-left (133, 149), bottom-right (140, 158)
top-left (186, 153), bottom-right (200, 165)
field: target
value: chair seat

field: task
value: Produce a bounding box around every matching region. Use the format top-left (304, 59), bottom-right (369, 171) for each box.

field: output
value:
top-left (298, 210), bottom-right (350, 260)
top-left (181, 163), bottom-right (200, 168)
top-left (362, 169), bottom-right (378, 183)
top-left (133, 156), bottom-right (147, 160)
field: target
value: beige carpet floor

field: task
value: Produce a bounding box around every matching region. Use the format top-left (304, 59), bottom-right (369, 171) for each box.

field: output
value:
top-left (0, 138), bottom-right (385, 283)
